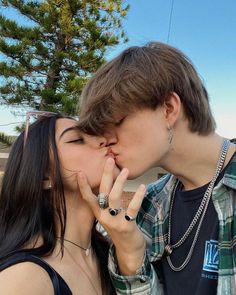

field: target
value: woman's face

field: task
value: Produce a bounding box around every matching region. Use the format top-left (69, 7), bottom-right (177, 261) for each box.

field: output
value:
top-left (55, 118), bottom-right (120, 191)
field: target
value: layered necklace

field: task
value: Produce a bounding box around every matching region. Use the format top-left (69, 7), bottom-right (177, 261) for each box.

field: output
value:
top-left (164, 138), bottom-right (230, 271)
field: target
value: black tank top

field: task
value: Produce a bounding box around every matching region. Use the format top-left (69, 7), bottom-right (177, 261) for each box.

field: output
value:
top-left (0, 251), bottom-right (72, 295)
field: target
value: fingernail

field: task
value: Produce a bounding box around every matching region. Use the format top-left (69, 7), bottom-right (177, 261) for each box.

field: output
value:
top-left (121, 168), bottom-right (128, 176)
top-left (139, 184), bottom-right (146, 192)
top-left (107, 157), bottom-right (114, 165)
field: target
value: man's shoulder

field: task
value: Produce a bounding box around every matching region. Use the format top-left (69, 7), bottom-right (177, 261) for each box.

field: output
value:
top-left (222, 149), bottom-right (236, 191)
top-left (139, 173), bottom-right (173, 216)
top-left (146, 173), bottom-right (173, 199)
top-left (137, 173), bottom-right (173, 239)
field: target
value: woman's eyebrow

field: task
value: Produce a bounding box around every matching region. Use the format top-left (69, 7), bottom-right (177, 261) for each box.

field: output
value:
top-left (59, 126), bottom-right (80, 140)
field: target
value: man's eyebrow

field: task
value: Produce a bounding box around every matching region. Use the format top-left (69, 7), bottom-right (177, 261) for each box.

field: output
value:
top-left (59, 126), bottom-right (79, 140)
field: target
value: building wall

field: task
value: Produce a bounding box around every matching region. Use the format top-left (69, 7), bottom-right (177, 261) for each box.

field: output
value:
top-left (124, 167), bottom-right (166, 192)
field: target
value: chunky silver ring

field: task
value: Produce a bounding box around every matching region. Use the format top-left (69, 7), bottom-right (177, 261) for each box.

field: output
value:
top-left (125, 214), bottom-right (136, 221)
top-left (97, 192), bottom-right (109, 209)
top-left (109, 208), bottom-right (122, 216)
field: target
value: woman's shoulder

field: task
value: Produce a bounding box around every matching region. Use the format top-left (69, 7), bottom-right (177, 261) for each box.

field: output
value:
top-left (0, 261), bottom-right (54, 295)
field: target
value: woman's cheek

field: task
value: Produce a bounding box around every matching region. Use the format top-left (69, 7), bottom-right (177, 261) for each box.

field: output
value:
top-left (86, 171), bottom-right (103, 189)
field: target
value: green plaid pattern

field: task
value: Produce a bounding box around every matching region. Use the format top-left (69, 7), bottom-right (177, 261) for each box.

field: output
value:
top-left (108, 152), bottom-right (236, 294)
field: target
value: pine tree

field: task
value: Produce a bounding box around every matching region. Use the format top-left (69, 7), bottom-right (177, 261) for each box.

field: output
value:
top-left (0, 0), bottom-right (129, 115)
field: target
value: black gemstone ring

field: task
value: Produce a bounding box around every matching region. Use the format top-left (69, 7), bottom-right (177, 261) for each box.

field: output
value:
top-left (125, 214), bottom-right (136, 221)
top-left (109, 208), bottom-right (122, 216)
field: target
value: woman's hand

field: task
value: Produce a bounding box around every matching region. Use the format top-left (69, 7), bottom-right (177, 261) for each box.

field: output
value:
top-left (77, 157), bottom-right (146, 275)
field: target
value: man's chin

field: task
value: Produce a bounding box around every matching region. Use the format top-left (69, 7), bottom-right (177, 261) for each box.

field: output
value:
top-left (127, 172), bottom-right (143, 180)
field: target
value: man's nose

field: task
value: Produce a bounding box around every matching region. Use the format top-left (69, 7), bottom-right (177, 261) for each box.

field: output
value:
top-left (104, 131), bottom-right (117, 146)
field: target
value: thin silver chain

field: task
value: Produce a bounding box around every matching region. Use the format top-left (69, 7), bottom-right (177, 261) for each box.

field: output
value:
top-left (165, 139), bottom-right (230, 271)
top-left (64, 245), bottom-right (100, 295)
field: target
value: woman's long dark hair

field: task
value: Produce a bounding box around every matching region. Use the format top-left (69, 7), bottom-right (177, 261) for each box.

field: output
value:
top-left (0, 114), bottom-right (115, 294)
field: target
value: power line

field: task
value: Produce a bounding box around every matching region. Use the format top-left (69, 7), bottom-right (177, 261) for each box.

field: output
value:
top-left (0, 122), bottom-right (22, 127)
top-left (167, 0), bottom-right (175, 43)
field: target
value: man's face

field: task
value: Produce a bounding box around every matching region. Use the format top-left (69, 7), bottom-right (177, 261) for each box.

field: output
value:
top-left (106, 107), bottom-right (170, 179)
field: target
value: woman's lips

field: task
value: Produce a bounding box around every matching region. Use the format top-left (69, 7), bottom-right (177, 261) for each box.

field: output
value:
top-left (106, 147), bottom-right (116, 158)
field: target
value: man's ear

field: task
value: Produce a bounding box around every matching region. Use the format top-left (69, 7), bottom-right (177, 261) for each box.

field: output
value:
top-left (163, 92), bottom-right (181, 125)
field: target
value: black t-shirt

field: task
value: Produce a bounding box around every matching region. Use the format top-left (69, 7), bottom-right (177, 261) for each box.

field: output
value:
top-left (158, 181), bottom-right (220, 295)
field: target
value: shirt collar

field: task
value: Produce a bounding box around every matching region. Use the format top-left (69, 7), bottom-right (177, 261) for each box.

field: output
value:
top-left (222, 151), bottom-right (236, 190)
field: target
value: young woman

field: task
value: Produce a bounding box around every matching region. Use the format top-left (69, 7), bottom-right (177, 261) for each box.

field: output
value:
top-left (0, 112), bottom-right (120, 295)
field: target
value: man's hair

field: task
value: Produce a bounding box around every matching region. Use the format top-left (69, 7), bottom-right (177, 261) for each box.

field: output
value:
top-left (79, 42), bottom-right (216, 135)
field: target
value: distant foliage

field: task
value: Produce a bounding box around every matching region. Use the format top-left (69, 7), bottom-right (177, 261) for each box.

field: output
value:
top-left (0, 0), bottom-right (129, 115)
top-left (0, 132), bottom-right (14, 146)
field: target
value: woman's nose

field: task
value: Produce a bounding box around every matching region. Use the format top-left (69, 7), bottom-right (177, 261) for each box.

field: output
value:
top-left (95, 135), bottom-right (107, 148)
top-left (90, 131), bottom-right (117, 148)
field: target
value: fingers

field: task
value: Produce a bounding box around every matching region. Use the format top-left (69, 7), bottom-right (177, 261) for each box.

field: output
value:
top-left (78, 164), bottom-right (146, 259)
top-left (99, 158), bottom-right (116, 194)
top-left (77, 171), bottom-right (100, 217)
top-left (78, 156), bottom-right (145, 229)
top-left (125, 184), bottom-right (146, 220)
top-left (109, 168), bottom-right (129, 209)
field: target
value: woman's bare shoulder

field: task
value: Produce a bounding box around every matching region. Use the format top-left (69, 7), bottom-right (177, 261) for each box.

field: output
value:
top-left (0, 261), bottom-right (54, 295)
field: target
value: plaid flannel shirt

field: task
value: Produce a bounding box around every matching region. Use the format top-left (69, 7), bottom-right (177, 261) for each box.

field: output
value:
top-left (108, 152), bottom-right (236, 294)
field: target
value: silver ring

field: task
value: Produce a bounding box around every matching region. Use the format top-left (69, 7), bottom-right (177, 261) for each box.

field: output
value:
top-left (125, 214), bottom-right (136, 221)
top-left (97, 192), bottom-right (109, 209)
top-left (109, 208), bottom-right (122, 216)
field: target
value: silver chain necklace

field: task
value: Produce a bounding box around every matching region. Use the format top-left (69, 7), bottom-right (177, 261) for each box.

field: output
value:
top-left (165, 139), bottom-right (230, 271)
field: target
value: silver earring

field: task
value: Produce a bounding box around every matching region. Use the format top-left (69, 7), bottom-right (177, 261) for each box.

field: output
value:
top-left (43, 177), bottom-right (52, 190)
top-left (167, 125), bottom-right (173, 144)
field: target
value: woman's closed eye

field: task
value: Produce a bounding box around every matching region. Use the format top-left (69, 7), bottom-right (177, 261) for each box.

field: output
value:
top-left (66, 138), bottom-right (84, 144)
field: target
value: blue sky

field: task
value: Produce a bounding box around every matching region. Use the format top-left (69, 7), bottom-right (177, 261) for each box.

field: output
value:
top-left (0, 0), bottom-right (235, 137)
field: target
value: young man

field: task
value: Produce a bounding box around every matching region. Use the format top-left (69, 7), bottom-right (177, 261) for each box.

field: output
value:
top-left (78, 42), bottom-right (236, 294)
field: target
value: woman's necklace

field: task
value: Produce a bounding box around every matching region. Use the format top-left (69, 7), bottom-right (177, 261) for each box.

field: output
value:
top-left (165, 138), bottom-right (230, 271)
top-left (64, 245), bottom-right (100, 295)
top-left (58, 238), bottom-right (91, 256)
